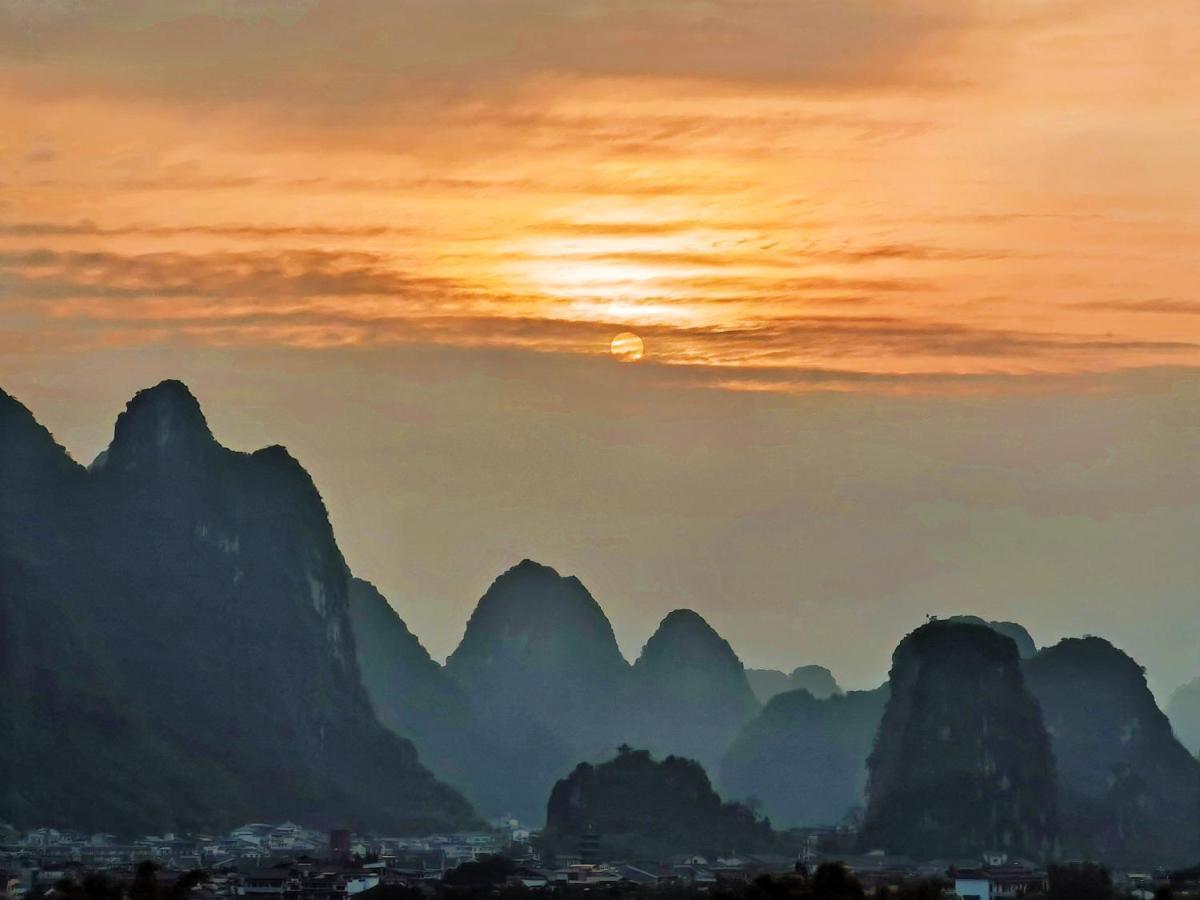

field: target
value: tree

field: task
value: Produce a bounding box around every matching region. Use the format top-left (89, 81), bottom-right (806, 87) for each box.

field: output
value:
top-left (745, 873), bottom-right (814, 900)
top-left (129, 860), bottom-right (161, 900)
top-left (810, 862), bottom-right (864, 900)
top-left (82, 873), bottom-right (122, 900)
top-left (170, 870), bottom-right (208, 900)
top-left (894, 879), bottom-right (944, 900)
top-left (443, 855), bottom-right (518, 888)
top-left (1046, 863), bottom-right (1114, 900)
top-left (355, 885), bottom-right (423, 900)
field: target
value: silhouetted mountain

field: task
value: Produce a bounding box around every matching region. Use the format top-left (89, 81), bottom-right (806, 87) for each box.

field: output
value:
top-left (790, 665), bottom-right (842, 698)
top-left (721, 685), bottom-right (888, 828)
top-left (94, 378), bottom-right (214, 472)
top-left (543, 747), bottom-right (776, 860)
top-left (860, 620), bottom-right (1056, 860)
top-left (745, 670), bottom-right (791, 705)
top-left (0, 554), bottom-right (187, 832)
top-left (947, 615), bottom-right (1037, 659)
top-left (0, 381), bottom-right (477, 834)
top-left (445, 560), bottom-right (635, 822)
top-left (0, 391), bottom-right (175, 830)
top-left (1024, 637), bottom-right (1200, 865)
top-left (1168, 677), bottom-right (1200, 757)
top-left (746, 665), bottom-right (842, 704)
top-left (0, 388), bottom-right (85, 562)
top-left (632, 609), bottom-right (759, 773)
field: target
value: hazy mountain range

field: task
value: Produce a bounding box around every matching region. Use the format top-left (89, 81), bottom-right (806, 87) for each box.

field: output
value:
top-left (745, 665), bottom-right (843, 706)
top-left (3, 380), bottom-right (1200, 866)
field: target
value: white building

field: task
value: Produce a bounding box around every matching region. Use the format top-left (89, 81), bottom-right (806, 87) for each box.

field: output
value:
top-left (954, 875), bottom-right (990, 900)
top-left (954, 867), bottom-right (1047, 899)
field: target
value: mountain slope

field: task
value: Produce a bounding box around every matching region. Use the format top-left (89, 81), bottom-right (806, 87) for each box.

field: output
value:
top-left (860, 620), bottom-right (1056, 860)
top-left (0, 381), bottom-right (477, 834)
top-left (348, 577), bottom-right (475, 747)
top-left (445, 559), bottom-right (635, 821)
top-left (0, 388), bottom-right (86, 563)
top-left (1024, 637), bottom-right (1200, 865)
top-left (0, 390), bottom-right (178, 831)
top-left (349, 577), bottom-right (532, 819)
top-left (0, 555), bottom-right (189, 833)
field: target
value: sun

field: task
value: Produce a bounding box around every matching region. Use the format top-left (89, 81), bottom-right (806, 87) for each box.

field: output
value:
top-left (610, 331), bottom-right (644, 362)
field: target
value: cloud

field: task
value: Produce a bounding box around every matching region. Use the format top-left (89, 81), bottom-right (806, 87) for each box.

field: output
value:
top-left (0, 247), bottom-right (932, 310)
top-left (0, 248), bottom-right (459, 301)
top-left (0, 0), bottom-right (967, 118)
top-left (0, 221), bottom-right (418, 239)
top-left (4, 245), bottom-right (1196, 387)
top-left (1081, 298), bottom-right (1200, 316)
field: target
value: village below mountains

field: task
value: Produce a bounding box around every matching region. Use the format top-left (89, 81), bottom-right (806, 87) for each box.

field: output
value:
top-left (5, 381), bottom-right (1200, 900)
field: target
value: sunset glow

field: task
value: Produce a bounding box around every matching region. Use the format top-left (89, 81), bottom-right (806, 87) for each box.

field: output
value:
top-left (8, 1), bottom-right (1200, 786)
top-left (610, 332), bottom-right (645, 363)
top-left (1, 1), bottom-right (1197, 394)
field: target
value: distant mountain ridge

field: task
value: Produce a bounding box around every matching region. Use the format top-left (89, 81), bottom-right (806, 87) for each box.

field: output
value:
top-left (746, 665), bottom-right (842, 705)
top-left (357, 563), bottom-right (776, 823)
top-left (442, 559), bottom-right (638, 822)
top-left (632, 609), bottom-right (760, 774)
top-left (1024, 637), bottom-right (1200, 865)
top-left (5, 379), bottom-right (1196, 867)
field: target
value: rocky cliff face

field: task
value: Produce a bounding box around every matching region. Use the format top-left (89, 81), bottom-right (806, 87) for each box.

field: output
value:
top-left (860, 620), bottom-right (1057, 860)
top-left (0, 382), bottom-right (477, 834)
top-left (632, 609), bottom-right (759, 774)
top-left (721, 685), bottom-right (887, 828)
top-left (1024, 637), bottom-right (1200, 866)
top-left (543, 747), bottom-right (775, 860)
top-left (445, 559), bottom-right (636, 820)
top-left (746, 665), bottom-right (842, 705)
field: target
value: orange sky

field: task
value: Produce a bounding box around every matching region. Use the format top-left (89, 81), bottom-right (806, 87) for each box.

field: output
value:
top-left (3, 0), bottom-right (1199, 389)
top-left (3, 1), bottom-right (1200, 692)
